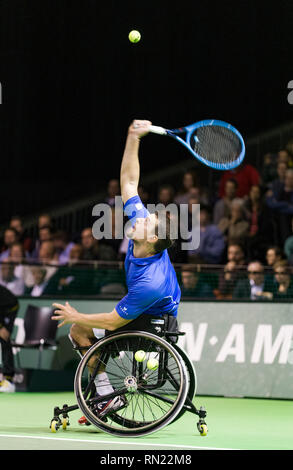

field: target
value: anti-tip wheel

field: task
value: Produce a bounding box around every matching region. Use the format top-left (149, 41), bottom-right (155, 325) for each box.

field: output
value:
top-left (50, 419), bottom-right (60, 433)
top-left (198, 423), bottom-right (208, 436)
top-left (62, 417), bottom-right (69, 430)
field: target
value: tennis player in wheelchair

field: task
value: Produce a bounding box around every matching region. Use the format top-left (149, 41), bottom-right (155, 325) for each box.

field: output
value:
top-left (52, 120), bottom-right (182, 424)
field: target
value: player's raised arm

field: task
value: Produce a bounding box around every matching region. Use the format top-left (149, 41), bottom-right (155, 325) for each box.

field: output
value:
top-left (120, 120), bottom-right (152, 204)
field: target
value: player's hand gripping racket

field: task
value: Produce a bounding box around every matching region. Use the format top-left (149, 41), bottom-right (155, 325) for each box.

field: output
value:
top-left (149, 119), bottom-right (245, 170)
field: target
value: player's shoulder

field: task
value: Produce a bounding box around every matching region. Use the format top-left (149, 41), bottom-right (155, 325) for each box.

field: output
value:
top-left (123, 194), bottom-right (141, 207)
top-left (124, 194), bottom-right (147, 215)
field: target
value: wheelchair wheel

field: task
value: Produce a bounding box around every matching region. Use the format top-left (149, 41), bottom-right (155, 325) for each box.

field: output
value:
top-left (74, 330), bottom-right (189, 437)
top-left (169, 343), bottom-right (197, 423)
top-left (173, 343), bottom-right (197, 400)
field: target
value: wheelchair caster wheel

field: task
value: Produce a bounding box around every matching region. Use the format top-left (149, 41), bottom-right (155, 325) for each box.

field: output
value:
top-left (198, 423), bottom-right (208, 436)
top-left (61, 417), bottom-right (69, 430)
top-left (50, 419), bottom-right (60, 433)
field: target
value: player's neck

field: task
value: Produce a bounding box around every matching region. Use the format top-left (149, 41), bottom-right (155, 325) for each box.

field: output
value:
top-left (133, 240), bottom-right (155, 258)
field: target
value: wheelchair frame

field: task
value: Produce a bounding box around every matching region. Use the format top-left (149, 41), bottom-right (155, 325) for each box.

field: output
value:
top-left (50, 326), bottom-right (207, 437)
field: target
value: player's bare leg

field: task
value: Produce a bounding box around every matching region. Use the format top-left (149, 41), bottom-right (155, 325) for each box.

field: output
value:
top-left (70, 324), bottom-right (126, 424)
top-left (69, 323), bottom-right (105, 373)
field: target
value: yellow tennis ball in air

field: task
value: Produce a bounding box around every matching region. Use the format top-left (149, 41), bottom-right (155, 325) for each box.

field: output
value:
top-left (135, 350), bottom-right (146, 362)
top-left (147, 358), bottom-right (159, 371)
top-left (128, 30), bottom-right (141, 43)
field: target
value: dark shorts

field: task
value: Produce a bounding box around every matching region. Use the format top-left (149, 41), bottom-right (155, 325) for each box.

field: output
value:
top-left (0, 303), bottom-right (19, 334)
top-left (105, 313), bottom-right (179, 343)
top-left (95, 314), bottom-right (178, 357)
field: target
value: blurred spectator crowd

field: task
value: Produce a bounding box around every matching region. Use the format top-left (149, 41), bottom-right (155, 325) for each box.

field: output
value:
top-left (2, 138), bottom-right (293, 301)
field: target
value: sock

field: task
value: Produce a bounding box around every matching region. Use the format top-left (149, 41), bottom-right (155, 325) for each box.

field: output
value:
top-left (94, 372), bottom-right (114, 397)
top-left (68, 335), bottom-right (114, 398)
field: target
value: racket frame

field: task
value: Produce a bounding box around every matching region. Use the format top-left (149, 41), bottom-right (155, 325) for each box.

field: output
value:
top-left (149, 119), bottom-right (245, 170)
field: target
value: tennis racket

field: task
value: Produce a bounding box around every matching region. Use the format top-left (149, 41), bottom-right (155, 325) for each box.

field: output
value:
top-left (149, 119), bottom-right (245, 170)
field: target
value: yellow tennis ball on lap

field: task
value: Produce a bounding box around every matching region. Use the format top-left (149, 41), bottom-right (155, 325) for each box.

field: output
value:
top-left (129, 30), bottom-right (141, 43)
top-left (135, 350), bottom-right (146, 362)
top-left (147, 358), bottom-right (159, 371)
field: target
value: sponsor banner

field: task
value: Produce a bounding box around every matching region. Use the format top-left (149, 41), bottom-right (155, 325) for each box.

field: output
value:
top-left (177, 301), bottom-right (293, 398)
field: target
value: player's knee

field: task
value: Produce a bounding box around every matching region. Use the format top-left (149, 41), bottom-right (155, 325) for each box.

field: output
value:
top-left (70, 323), bottom-right (92, 346)
top-left (70, 323), bottom-right (79, 342)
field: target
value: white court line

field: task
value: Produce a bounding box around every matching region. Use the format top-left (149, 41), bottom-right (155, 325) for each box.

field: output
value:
top-left (0, 434), bottom-right (237, 450)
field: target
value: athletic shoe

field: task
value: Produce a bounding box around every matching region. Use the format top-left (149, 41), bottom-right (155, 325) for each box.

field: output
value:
top-left (78, 415), bottom-right (91, 426)
top-left (0, 379), bottom-right (16, 393)
top-left (78, 395), bottom-right (127, 425)
top-left (94, 395), bottom-right (127, 417)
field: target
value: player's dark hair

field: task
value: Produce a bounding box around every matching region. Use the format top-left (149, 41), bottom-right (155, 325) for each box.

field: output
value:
top-left (153, 211), bottom-right (174, 254)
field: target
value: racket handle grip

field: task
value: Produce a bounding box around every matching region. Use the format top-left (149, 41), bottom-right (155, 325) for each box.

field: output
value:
top-left (149, 125), bottom-right (167, 135)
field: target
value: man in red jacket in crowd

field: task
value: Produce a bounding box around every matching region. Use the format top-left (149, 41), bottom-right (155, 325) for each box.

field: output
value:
top-left (218, 163), bottom-right (260, 198)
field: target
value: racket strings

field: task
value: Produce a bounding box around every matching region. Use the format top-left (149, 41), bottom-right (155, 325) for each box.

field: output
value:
top-left (192, 126), bottom-right (242, 164)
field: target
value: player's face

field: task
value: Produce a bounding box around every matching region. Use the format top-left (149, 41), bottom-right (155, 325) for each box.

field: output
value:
top-left (130, 214), bottom-right (157, 242)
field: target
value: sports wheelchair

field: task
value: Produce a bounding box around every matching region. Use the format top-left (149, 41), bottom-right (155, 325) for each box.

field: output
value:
top-left (50, 317), bottom-right (208, 437)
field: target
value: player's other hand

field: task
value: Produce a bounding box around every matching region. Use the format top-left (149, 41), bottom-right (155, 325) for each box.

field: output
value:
top-left (128, 120), bottom-right (152, 139)
top-left (52, 301), bottom-right (80, 328)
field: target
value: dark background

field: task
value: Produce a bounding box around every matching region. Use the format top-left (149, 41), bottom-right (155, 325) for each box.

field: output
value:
top-left (0, 0), bottom-right (293, 224)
